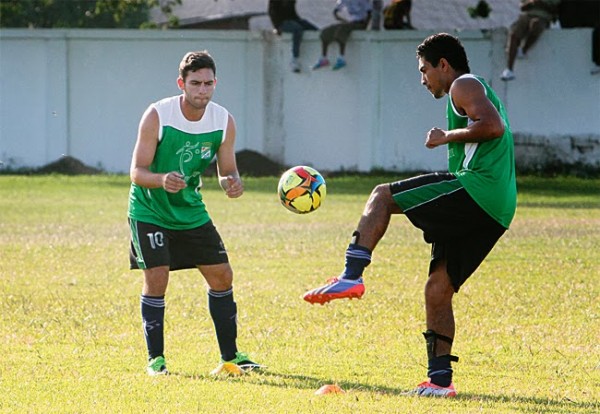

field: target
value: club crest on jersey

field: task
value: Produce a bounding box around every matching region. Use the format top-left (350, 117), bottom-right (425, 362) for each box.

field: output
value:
top-left (201, 143), bottom-right (212, 159)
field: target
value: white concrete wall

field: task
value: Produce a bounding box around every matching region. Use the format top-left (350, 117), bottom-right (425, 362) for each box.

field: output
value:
top-left (1, 28), bottom-right (599, 173)
top-left (0, 29), bottom-right (267, 172)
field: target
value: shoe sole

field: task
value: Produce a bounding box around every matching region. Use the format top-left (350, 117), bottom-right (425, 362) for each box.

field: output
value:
top-left (147, 368), bottom-right (169, 376)
top-left (238, 363), bottom-right (266, 372)
top-left (404, 382), bottom-right (457, 397)
top-left (403, 389), bottom-right (457, 397)
top-left (416, 390), bottom-right (457, 397)
top-left (303, 290), bottom-right (364, 305)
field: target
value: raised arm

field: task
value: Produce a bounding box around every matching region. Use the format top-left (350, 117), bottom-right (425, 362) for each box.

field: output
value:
top-left (426, 77), bottom-right (505, 148)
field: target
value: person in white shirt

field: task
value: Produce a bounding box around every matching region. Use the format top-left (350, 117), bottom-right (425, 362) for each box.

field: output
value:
top-left (312, 0), bottom-right (372, 71)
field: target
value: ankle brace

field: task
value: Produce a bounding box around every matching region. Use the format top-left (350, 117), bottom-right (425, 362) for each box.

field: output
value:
top-left (423, 329), bottom-right (459, 362)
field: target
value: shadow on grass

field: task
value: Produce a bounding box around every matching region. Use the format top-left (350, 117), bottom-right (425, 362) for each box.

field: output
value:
top-left (452, 393), bottom-right (596, 412)
top-left (169, 370), bottom-right (596, 411)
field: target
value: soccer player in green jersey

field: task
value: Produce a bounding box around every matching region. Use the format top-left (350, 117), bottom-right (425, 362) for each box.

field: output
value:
top-left (303, 33), bottom-right (517, 397)
top-left (128, 51), bottom-right (262, 376)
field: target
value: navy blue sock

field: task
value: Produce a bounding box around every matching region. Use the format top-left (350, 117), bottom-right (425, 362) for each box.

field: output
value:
top-left (140, 295), bottom-right (165, 359)
top-left (208, 288), bottom-right (238, 361)
top-left (340, 243), bottom-right (372, 280)
top-left (428, 355), bottom-right (454, 387)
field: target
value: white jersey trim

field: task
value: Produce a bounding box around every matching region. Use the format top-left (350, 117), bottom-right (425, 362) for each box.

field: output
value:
top-left (152, 96), bottom-right (229, 144)
top-left (448, 74), bottom-right (487, 169)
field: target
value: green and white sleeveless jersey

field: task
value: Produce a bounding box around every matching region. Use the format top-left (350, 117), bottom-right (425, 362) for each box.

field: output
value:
top-left (447, 74), bottom-right (517, 228)
top-left (128, 96), bottom-right (229, 230)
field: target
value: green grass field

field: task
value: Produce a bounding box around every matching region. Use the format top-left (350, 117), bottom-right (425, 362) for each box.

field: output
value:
top-left (1, 175), bottom-right (598, 413)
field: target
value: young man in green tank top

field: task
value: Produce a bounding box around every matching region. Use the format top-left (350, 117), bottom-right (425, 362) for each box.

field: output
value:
top-left (303, 33), bottom-right (517, 397)
top-left (128, 51), bottom-right (262, 376)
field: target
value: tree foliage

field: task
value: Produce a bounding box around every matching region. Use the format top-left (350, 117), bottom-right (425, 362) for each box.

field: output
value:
top-left (0, 0), bottom-right (182, 28)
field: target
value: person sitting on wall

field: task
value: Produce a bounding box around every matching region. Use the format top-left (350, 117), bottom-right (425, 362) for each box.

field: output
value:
top-left (383, 0), bottom-right (414, 30)
top-left (312, 0), bottom-right (372, 71)
top-left (501, 0), bottom-right (561, 81)
top-left (268, 0), bottom-right (318, 73)
top-left (558, 0), bottom-right (600, 74)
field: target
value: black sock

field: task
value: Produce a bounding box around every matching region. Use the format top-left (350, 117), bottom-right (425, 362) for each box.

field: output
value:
top-left (140, 295), bottom-right (165, 359)
top-left (208, 288), bottom-right (238, 361)
top-left (428, 355), bottom-right (453, 387)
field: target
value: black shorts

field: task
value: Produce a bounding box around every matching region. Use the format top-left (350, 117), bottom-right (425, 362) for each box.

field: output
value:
top-left (129, 219), bottom-right (229, 271)
top-left (390, 172), bottom-right (506, 292)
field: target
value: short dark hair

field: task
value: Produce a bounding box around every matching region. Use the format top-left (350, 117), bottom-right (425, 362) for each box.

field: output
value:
top-left (179, 51), bottom-right (216, 80)
top-left (416, 33), bottom-right (470, 73)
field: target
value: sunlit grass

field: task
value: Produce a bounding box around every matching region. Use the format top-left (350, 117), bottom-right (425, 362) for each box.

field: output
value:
top-left (1, 174), bottom-right (598, 413)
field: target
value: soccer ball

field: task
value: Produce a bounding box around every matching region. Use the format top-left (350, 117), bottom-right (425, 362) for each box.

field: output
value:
top-left (278, 166), bottom-right (327, 214)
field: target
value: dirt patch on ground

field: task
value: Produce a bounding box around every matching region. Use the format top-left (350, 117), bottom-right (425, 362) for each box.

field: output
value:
top-left (206, 149), bottom-right (286, 177)
top-left (237, 149), bottom-right (286, 176)
top-left (34, 156), bottom-right (103, 175)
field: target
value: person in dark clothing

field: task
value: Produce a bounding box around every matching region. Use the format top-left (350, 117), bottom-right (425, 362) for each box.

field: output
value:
top-left (268, 0), bottom-right (318, 73)
top-left (500, 0), bottom-right (561, 81)
top-left (383, 0), bottom-right (414, 30)
top-left (558, 0), bottom-right (600, 74)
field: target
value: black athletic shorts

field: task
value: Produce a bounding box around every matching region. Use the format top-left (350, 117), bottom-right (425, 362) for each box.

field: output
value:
top-left (129, 219), bottom-right (229, 271)
top-left (390, 172), bottom-right (506, 292)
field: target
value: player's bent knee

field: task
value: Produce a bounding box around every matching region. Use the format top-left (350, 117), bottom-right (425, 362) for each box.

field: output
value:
top-left (424, 274), bottom-right (454, 304)
top-left (370, 184), bottom-right (393, 204)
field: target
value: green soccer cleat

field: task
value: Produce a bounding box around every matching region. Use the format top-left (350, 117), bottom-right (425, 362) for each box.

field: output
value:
top-left (210, 352), bottom-right (264, 376)
top-left (147, 356), bottom-right (169, 376)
